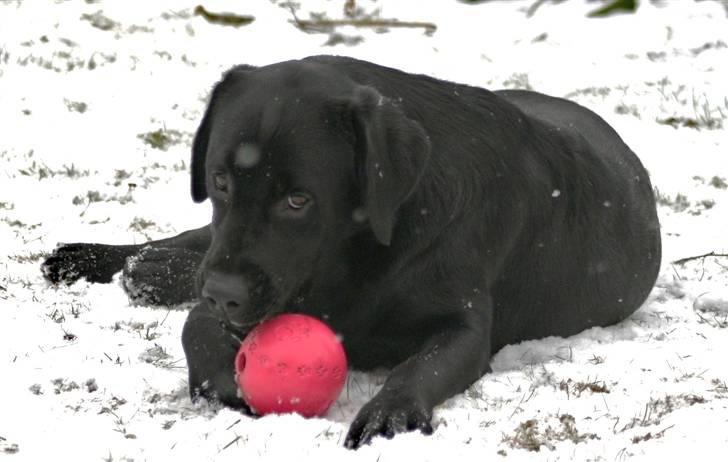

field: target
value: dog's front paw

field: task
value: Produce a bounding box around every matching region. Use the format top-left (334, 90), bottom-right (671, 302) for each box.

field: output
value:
top-left (122, 247), bottom-right (201, 306)
top-left (190, 373), bottom-right (252, 414)
top-left (344, 392), bottom-right (433, 449)
top-left (42, 243), bottom-right (133, 285)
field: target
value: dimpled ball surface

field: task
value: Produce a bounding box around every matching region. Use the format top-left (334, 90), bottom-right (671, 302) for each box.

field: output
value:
top-left (235, 313), bottom-right (348, 417)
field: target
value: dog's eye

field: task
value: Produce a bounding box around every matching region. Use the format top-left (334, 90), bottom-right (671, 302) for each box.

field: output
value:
top-left (212, 173), bottom-right (228, 192)
top-left (287, 192), bottom-right (311, 210)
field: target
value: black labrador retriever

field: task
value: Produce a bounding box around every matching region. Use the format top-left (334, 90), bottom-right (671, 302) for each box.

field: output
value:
top-left (42, 55), bottom-right (661, 449)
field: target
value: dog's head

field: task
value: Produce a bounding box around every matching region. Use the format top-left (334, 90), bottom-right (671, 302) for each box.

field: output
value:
top-left (191, 59), bottom-right (430, 327)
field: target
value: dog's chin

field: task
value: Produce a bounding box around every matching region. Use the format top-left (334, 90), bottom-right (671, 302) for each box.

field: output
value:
top-left (223, 312), bottom-right (265, 332)
top-left (281, 277), bottom-right (314, 312)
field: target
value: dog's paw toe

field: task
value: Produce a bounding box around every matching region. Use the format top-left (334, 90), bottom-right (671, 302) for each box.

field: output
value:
top-left (344, 394), bottom-right (433, 449)
top-left (122, 247), bottom-right (200, 306)
top-left (42, 243), bottom-right (118, 285)
top-left (190, 375), bottom-right (252, 414)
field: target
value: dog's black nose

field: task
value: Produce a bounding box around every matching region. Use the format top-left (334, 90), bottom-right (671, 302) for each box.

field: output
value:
top-left (201, 271), bottom-right (249, 318)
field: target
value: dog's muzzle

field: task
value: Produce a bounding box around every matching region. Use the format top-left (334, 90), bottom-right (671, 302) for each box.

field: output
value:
top-left (200, 265), bottom-right (273, 328)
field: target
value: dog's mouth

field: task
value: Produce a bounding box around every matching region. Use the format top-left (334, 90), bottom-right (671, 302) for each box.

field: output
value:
top-left (247, 265), bottom-right (275, 313)
top-left (245, 275), bottom-right (314, 327)
top-left (225, 265), bottom-right (275, 330)
top-left (205, 264), bottom-right (312, 333)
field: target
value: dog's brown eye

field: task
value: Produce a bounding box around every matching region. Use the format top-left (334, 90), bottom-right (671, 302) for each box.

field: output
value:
top-left (212, 173), bottom-right (228, 192)
top-left (287, 192), bottom-right (310, 210)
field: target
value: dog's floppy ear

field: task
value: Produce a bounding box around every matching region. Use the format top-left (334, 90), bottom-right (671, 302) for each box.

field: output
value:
top-left (350, 86), bottom-right (431, 246)
top-left (191, 65), bottom-right (256, 203)
top-left (190, 102), bottom-right (214, 203)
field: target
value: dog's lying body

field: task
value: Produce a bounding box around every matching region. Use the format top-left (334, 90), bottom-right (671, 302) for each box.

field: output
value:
top-left (43, 55), bottom-right (661, 448)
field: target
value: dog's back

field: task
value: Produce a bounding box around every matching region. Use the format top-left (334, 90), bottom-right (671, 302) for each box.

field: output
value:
top-left (307, 56), bottom-right (661, 348)
top-left (492, 90), bottom-right (661, 348)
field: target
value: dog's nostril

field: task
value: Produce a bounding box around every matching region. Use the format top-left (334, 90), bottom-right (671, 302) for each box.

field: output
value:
top-left (201, 271), bottom-right (250, 315)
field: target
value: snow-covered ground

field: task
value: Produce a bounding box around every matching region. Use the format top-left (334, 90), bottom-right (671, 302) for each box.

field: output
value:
top-left (1, 0), bottom-right (727, 460)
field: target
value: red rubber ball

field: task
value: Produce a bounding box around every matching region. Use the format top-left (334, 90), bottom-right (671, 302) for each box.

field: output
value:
top-left (235, 313), bottom-right (348, 417)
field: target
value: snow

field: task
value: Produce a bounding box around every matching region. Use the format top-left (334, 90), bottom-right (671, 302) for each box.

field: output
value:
top-left (1, 0), bottom-right (727, 460)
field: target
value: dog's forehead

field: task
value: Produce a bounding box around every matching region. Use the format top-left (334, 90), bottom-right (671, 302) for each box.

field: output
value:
top-left (229, 125), bottom-right (350, 177)
top-left (252, 60), bottom-right (352, 93)
top-left (209, 64), bottom-right (354, 174)
top-left (211, 103), bottom-right (342, 172)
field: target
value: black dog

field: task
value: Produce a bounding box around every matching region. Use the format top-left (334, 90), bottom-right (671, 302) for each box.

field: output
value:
top-left (43, 55), bottom-right (661, 449)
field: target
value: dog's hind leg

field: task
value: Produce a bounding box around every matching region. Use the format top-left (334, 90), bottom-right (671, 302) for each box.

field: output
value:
top-left (42, 225), bottom-right (211, 306)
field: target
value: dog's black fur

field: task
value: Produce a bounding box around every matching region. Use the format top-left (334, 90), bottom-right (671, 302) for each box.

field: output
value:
top-left (42, 56), bottom-right (661, 448)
